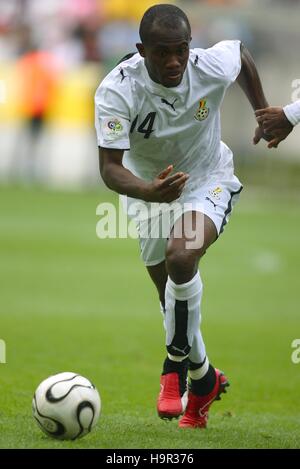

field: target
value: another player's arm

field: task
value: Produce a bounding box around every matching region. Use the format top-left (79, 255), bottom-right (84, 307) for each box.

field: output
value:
top-left (98, 147), bottom-right (189, 203)
top-left (236, 43), bottom-right (271, 145)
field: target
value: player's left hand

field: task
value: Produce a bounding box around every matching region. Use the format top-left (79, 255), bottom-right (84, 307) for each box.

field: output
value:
top-left (253, 124), bottom-right (273, 146)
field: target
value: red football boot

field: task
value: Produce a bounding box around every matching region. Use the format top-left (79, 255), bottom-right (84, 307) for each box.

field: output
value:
top-left (179, 369), bottom-right (229, 428)
top-left (157, 372), bottom-right (188, 420)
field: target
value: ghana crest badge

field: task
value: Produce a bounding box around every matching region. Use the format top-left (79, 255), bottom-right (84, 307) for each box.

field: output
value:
top-left (194, 98), bottom-right (209, 121)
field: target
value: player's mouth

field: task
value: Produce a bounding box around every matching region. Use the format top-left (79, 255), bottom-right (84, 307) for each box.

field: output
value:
top-left (163, 72), bottom-right (182, 86)
top-left (166, 72), bottom-right (181, 80)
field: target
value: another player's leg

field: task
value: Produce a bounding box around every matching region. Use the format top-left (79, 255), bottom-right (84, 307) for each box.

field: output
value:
top-left (165, 212), bottom-right (229, 428)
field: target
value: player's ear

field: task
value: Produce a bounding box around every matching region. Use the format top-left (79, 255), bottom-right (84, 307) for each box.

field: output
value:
top-left (136, 43), bottom-right (146, 58)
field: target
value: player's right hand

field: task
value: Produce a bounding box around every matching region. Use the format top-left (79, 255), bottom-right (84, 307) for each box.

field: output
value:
top-left (144, 165), bottom-right (189, 203)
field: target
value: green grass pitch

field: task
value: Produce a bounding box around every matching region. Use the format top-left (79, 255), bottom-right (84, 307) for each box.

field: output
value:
top-left (0, 184), bottom-right (300, 449)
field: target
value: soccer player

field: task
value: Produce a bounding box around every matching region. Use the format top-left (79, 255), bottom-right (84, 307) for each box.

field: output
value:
top-left (95, 4), bottom-right (271, 428)
top-left (255, 101), bottom-right (299, 148)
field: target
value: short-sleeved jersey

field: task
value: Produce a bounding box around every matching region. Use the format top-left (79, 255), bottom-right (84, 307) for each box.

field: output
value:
top-left (95, 40), bottom-right (241, 190)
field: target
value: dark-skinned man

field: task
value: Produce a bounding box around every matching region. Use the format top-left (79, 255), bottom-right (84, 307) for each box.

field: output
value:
top-left (95, 4), bottom-right (272, 428)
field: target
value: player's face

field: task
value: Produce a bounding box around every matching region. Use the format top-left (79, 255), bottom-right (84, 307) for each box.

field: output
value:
top-left (137, 25), bottom-right (191, 88)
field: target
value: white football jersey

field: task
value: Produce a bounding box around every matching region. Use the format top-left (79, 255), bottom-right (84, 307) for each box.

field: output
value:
top-left (95, 40), bottom-right (241, 199)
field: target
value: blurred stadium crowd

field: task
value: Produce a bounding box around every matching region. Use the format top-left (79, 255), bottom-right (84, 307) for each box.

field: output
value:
top-left (0, 0), bottom-right (299, 187)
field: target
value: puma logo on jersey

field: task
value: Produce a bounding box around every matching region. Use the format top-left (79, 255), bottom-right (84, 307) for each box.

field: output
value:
top-left (119, 68), bottom-right (127, 83)
top-left (194, 98), bottom-right (209, 121)
top-left (161, 98), bottom-right (178, 112)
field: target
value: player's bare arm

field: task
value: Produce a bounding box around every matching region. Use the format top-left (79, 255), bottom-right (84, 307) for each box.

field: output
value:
top-left (255, 106), bottom-right (294, 149)
top-left (99, 147), bottom-right (189, 203)
top-left (236, 43), bottom-right (271, 146)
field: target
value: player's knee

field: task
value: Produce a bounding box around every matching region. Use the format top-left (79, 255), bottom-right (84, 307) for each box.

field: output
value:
top-left (165, 246), bottom-right (197, 283)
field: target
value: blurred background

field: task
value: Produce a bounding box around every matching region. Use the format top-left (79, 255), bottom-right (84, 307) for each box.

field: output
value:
top-left (0, 0), bottom-right (299, 188)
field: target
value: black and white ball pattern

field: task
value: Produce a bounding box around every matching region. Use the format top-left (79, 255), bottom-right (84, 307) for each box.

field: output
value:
top-left (32, 372), bottom-right (101, 440)
top-left (195, 107), bottom-right (209, 121)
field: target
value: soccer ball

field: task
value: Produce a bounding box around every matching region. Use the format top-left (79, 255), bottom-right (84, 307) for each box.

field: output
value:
top-left (32, 372), bottom-right (101, 440)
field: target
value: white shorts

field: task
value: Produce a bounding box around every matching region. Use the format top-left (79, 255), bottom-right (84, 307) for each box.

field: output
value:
top-left (136, 175), bottom-right (243, 266)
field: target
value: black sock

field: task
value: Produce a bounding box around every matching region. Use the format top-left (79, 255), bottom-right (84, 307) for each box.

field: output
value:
top-left (190, 364), bottom-right (216, 396)
top-left (162, 356), bottom-right (188, 374)
top-left (162, 357), bottom-right (188, 396)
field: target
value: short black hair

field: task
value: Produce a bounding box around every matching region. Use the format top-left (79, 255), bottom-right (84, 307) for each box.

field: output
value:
top-left (139, 4), bottom-right (191, 45)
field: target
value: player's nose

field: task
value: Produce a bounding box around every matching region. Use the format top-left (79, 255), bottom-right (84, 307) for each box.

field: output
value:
top-left (165, 54), bottom-right (181, 71)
